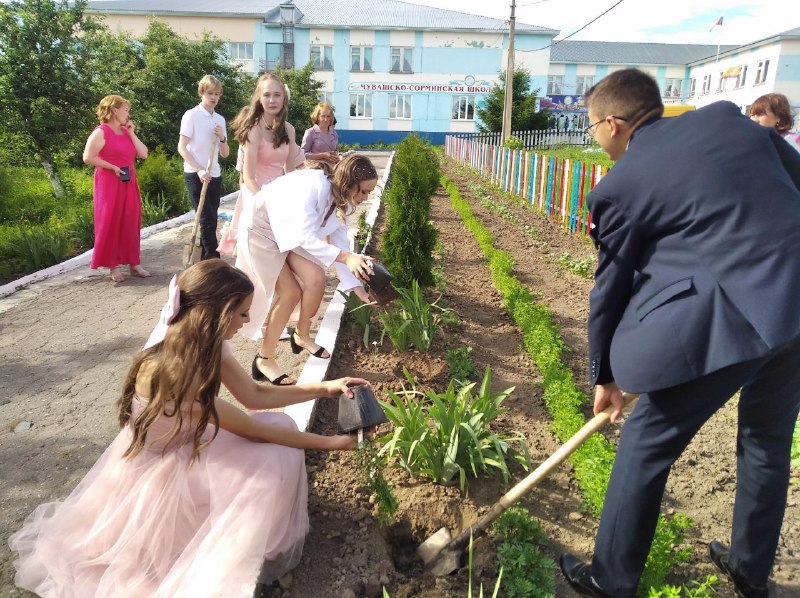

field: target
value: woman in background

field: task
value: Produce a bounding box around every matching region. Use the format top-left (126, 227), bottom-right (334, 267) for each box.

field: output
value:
top-left (301, 101), bottom-right (339, 165)
top-left (749, 93), bottom-right (800, 154)
top-left (83, 95), bottom-right (150, 283)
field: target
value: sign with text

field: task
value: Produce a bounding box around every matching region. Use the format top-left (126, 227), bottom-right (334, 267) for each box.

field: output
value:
top-left (348, 82), bottom-right (493, 94)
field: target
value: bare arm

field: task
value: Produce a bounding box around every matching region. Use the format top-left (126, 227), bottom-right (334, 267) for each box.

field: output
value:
top-left (283, 122), bottom-right (297, 174)
top-left (213, 397), bottom-right (356, 450)
top-left (124, 121), bottom-right (148, 159)
top-left (83, 128), bottom-right (122, 176)
top-left (242, 128), bottom-right (262, 194)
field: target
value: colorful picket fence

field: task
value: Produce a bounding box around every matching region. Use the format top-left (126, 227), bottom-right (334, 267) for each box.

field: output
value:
top-left (444, 135), bottom-right (609, 237)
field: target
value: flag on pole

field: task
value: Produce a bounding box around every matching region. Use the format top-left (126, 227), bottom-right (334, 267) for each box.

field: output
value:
top-left (709, 16), bottom-right (723, 31)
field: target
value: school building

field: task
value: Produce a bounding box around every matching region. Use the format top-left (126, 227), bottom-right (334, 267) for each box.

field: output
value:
top-left (87, 0), bottom-right (800, 141)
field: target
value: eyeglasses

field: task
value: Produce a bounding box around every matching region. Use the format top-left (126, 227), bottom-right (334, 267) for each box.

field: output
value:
top-left (584, 115), bottom-right (628, 138)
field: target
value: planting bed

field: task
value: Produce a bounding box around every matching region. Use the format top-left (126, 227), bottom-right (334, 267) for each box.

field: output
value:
top-left (285, 157), bottom-right (800, 598)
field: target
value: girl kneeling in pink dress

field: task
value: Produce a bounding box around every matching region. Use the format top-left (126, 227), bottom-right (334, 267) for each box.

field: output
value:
top-left (9, 259), bottom-right (367, 598)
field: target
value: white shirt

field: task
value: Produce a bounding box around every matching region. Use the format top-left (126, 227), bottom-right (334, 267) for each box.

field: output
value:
top-left (179, 104), bottom-right (226, 177)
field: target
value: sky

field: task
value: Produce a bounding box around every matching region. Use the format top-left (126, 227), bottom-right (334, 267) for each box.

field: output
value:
top-left (401, 0), bottom-right (800, 46)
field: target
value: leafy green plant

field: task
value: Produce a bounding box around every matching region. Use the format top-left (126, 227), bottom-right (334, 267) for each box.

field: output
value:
top-left (791, 419), bottom-right (800, 472)
top-left (356, 440), bottom-right (398, 526)
top-left (503, 135), bottom-right (525, 151)
top-left (648, 575), bottom-right (719, 597)
top-left (556, 251), bottom-right (596, 279)
top-left (140, 193), bottom-right (170, 227)
top-left (9, 224), bottom-right (71, 271)
top-left (379, 367), bottom-right (531, 490)
top-left (638, 514), bottom-right (693, 595)
top-left (135, 148), bottom-right (189, 215)
top-left (378, 280), bottom-right (453, 353)
top-left (447, 346), bottom-right (477, 383)
top-left (68, 204), bottom-right (95, 250)
top-left (339, 290), bottom-right (378, 348)
top-left (354, 212), bottom-right (372, 253)
top-left (492, 508), bottom-right (556, 598)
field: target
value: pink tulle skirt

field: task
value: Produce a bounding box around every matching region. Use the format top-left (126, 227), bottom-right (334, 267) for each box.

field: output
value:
top-left (8, 410), bottom-right (308, 598)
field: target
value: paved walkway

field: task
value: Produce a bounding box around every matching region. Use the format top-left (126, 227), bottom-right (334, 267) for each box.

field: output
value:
top-left (0, 152), bottom-right (391, 596)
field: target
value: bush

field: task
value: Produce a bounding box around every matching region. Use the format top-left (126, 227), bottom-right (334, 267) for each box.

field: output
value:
top-left (503, 135), bottom-right (524, 151)
top-left (381, 134), bottom-right (439, 287)
top-left (8, 222), bottom-right (72, 272)
top-left (136, 149), bottom-right (189, 215)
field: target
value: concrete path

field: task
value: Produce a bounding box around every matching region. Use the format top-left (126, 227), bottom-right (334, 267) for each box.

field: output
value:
top-left (0, 151), bottom-right (391, 596)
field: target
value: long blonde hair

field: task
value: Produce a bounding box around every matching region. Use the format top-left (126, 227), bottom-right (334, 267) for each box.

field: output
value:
top-left (232, 73), bottom-right (290, 149)
top-left (306, 154), bottom-right (378, 222)
top-left (118, 260), bottom-right (254, 462)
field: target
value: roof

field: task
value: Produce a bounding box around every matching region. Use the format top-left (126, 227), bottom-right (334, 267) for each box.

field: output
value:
top-left (550, 40), bottom-right (737, 65)
top-left (86, 0), bottom-right (559, 34)
top-left (691, 25), bottom-right (800, 65)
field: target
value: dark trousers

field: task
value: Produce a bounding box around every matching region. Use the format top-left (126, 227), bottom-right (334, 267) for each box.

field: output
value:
top-left (591, 335), bottom-right (800, 596)
top-left (184, 173), bottom-right (222, 260)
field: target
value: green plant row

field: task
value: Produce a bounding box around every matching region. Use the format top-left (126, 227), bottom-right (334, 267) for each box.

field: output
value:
top-left (492, 508), bottom-right (556, 598)
top-left (441, 173), bottom-right (708, 596)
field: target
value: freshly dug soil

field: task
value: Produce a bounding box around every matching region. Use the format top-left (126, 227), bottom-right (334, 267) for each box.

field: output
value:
top-left (288, 157), bottom-right (800, 597)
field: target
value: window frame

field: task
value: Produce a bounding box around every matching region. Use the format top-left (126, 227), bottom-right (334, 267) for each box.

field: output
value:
top-left (350, 46), bottom-right (373, 72)
top-left (452, 95), bottom-right (476, 121)
top-left (664, 78), bottom-right (683, 98)
top-left (349, 92), bottom-right (373, 119)
top-left (547, 75), bottom-right (563, 95)
top-left (390, 47), bottom-right (413, 73)
top-left (575, 75), bottom-right (594, 96)
top-left (754, 60), bottom-right (769, 85)
top-left (388, 93), bottom-right (412, 119)
top-left (735, 65), bottom-right (748, 89)
top-left (688, 77), bottom-right (696, 97)
top-left (311, 44), bottom-right (334, 71)
top-left (701, 74), bottom-right (711, 95)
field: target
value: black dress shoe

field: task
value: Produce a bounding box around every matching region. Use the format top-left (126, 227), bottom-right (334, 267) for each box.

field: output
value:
top-left (559, 553), bottom-right (610, 597)
top-left (709, 542), bottom-right (769, 598)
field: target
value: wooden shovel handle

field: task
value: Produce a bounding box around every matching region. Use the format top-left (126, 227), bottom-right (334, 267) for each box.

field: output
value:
top-left (188, 136), bottom-right (220, 244)
top-left (445, 392), bottom-right (638, 554)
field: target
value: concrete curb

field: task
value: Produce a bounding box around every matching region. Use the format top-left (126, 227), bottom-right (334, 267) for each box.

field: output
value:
top-left (284, 151), bottom-right (395, 432)
top-left (0, 191), bottom-right (239, 299)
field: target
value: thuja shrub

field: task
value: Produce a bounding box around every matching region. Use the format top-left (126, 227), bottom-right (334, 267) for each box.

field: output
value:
top-left (441, 173), bottom-right (699, 595)
top-left (381, 134), bottom-right (439, 287)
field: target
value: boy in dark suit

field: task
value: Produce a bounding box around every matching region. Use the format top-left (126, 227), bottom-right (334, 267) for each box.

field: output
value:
top-left (560, 69), bottom-right (800, 598)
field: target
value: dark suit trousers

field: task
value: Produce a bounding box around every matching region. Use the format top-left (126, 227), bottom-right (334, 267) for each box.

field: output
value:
top-left (185, 173), bottom-right (222, 260)
top-left (591, 335), bottom-right (800, 596)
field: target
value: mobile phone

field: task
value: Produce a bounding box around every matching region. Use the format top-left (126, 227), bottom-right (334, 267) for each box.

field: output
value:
top-left (119, 166), bottom-right (130, 182)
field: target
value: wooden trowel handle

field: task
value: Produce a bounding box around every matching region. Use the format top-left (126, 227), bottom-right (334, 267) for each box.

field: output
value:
top-left (446, 392), bottom-right (638, 553)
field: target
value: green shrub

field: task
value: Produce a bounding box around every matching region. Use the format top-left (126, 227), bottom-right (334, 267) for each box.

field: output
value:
top-left (379, 367), bottom-right (531, 490)
top-left (9, 223), bottom-right (72, 271)
top-left (0, 166), bottom-right (61, 223)
top-left (503, 135), bottom-right (525, 151)
top-left (141, 193), bottom-right (171, 227)
top-left (67, 203), bottom-right (95, 250)
top-left (492, 508), bottom-right (556, 598)
top-left (221, 164), bottom-right (240, 195)
top-left (381, 134), bottom-right (439, 287)
top-left (136, 149), bottom-right (189, 215)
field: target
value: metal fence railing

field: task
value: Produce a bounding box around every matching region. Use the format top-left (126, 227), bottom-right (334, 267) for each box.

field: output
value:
top-left (444, 135), bottom-right (608, 237)
top-left (449, 129), bottom-right (593, 150)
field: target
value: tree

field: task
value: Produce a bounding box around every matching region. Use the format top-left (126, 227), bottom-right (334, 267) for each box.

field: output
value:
top-left (0, 0), bottom-right (102, 198)
top-left (127, 19), bottom-right (255, 156)
top-left (476, 68), bottom-right (552, 133)
top-left (274, 62), bottom-right (325, 144)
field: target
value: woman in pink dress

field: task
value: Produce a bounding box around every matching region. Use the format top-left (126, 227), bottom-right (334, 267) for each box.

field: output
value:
top-left (8, 259), bottom-right (367, 598)
top-left (83, 95), bottom-right (150, 284)
top-left (233, 74), bottom-right (333, 385)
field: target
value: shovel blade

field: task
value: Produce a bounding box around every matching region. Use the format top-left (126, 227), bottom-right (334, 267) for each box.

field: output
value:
top-left (417, 527), bottom-right (452, 565)
top-left (183, 241), bottom-right (202, 269)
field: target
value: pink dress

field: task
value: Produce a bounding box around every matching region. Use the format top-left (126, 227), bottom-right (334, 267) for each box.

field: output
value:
top-left (218, 138), bottom-right (290, 256)
top-left (90, 124), bottom-right (142, 269)
top-left (8, 343), bottom-right (309, 598)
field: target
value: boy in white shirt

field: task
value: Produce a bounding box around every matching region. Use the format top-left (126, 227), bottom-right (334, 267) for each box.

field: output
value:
top-left (178, 75), bottom-right (230, 259)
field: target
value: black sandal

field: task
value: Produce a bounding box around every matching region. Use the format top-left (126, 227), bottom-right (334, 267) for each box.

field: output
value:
top-left (251, 354), bottom-right (293, 385)
top-left (288, 331), bottom-right (330, 359)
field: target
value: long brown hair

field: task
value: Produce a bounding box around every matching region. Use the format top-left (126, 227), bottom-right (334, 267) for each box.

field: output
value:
top-left (118, 260), bottom-right (254, 462)
top-left (232, 73), bottom-right (290, 148)
top-left (306, 154), bottom-right (378, 222)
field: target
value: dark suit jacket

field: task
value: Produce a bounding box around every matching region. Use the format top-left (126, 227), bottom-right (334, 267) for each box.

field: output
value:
top-left (588, 101), bottom-right (800, 393)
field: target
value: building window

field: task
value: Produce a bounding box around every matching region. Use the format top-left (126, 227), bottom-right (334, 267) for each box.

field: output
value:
top-left (575, 75), bottom-right (594, 95)
top-left (350, 46), bottom-right (373, 72)
top-left (228, 42), bottom-right (254, 71)
top-left (390, 47), bottom-right (413, 73)
top-left (688, 78), bottom-right (696, 96)
top-left (754, 60), bottom-right (769, 85)
top-left (389, 94), bottom-right (412, 119)
top-left (311, 45), bottom-right (333, 70)
top-left (547, 75), bottom-right (563, 95)
top-left (735, 65), bottom-right (748, 88)
top-left (664, 78), bottom-right (682, 98)
top-left (318, 91), bottom-right (334, 105)
top-left (350, 93), bottom-right (372, 118)
top-left (701, 74), bottom-right (711, 95)
top-left (452, 95), bottom-right (475, 120)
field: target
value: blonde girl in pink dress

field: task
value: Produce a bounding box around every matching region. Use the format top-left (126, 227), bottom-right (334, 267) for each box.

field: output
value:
top-left (233, 74), bottom-right (333, 385)
top-left (8, 259), bottom-right (367, 598)
top-left (83, 95), bottom-right (150, 284)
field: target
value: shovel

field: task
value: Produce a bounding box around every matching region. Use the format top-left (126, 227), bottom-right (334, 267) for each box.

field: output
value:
top-left (418, 392), bottom-right (639, 577)
top-left (183, 136), bottom-right (220, 268)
